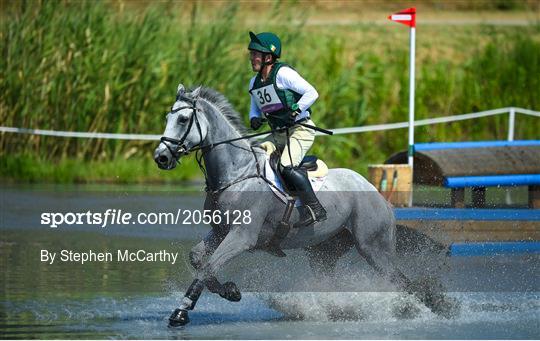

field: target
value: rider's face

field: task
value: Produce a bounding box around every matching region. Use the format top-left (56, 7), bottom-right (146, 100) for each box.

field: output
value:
top-left (249, 50), bottom-right (263, 72)
top-left (250, 50), bottom-right (272, 72)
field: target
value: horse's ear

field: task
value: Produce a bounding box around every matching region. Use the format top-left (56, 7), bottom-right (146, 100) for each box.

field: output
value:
top-left (191, 86), bottom-right (202, 99)
top-left (177, 83), bottom-right (185, 95)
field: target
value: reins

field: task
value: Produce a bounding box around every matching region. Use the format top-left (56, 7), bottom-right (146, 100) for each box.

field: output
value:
top-left (160, 99), bottom-right (285, 157)
top-left (159, 97), bottom-right (271, 195)
top-left (159, 95), bottom-right (333, 195)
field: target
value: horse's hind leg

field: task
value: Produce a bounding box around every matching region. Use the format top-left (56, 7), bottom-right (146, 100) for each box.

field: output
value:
top-left (351, 223), bottom-right (412, 289)
top-left (305, 228), bottom-right (355, 277)
top-left (351, 217), bottom-right (457, 318)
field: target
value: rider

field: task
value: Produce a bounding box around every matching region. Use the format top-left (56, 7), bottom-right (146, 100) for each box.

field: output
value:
top-left (247, 31), bottom-right (326, 227)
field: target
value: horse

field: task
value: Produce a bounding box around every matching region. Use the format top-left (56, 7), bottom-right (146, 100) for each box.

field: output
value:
top-left (153, 84), bottom-right (456, 327)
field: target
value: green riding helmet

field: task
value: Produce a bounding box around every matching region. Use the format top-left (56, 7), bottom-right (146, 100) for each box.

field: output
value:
top-left (248, 31), bottom-right (281, 58)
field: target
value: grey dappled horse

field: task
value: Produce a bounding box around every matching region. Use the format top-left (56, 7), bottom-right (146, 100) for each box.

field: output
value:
top-left (154, 85), bottom-right (454, 327)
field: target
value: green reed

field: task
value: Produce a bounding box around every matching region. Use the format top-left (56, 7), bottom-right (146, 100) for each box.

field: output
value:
top-left (1, 1), bottom-right (539, 183)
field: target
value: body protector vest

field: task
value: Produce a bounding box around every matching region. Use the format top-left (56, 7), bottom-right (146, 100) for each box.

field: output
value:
top-left (249, 62), bottom-right (311, 128)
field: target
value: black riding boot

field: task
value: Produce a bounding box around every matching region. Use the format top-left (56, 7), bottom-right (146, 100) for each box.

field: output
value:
top-left (280, 166), bottom-right (327, 228)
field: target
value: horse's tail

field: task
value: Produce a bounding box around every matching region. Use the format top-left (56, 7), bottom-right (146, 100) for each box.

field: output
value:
top-left (395, 224), bottom-right (449, 256)
top-left (382, 193), bottom-right (447, 255)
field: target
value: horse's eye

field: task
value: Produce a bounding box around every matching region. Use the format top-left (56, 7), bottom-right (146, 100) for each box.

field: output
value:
top-left (177, 114), bottom-right (189, 124)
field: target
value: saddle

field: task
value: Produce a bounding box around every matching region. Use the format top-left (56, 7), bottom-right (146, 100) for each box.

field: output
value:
top-left (270, 152), bottom-right (311, 190)
top-left (267, 148), bottom-right (328, 194)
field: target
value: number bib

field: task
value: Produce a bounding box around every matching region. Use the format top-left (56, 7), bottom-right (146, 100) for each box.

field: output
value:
top-left (250, 84), bottom-right (285, 114)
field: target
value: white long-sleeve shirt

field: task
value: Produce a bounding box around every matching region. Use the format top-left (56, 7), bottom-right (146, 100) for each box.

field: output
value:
top-left (249, 66), bottom-right (318, 122)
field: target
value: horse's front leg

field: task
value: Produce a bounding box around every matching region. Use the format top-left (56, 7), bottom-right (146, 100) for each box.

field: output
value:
top-left (170, 229), bottom-right (226, 327)
top-left (189, 228), bottom-right (227, 270)
top-left (189, 194), bottom-right (231, 269)
top-left (169, 223), bottom-right (261, 327)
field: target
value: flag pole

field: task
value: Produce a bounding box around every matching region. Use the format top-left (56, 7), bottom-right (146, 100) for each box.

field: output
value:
top-left (388, 7), bottom-right (416, 207)
top-left (408, 24), bottom-right (415, 168)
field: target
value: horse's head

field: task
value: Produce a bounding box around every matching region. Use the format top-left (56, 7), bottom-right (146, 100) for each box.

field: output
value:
top-left (154, 84), bottom-right (209, 170)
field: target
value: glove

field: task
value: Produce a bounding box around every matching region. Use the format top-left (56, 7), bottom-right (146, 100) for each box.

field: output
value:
top-left (250, 117), bottom-right (264, 130)
top-left (290, 103), bottom-right (301, 119)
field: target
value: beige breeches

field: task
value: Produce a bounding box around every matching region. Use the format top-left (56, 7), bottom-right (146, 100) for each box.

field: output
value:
top-left (262, 119), bottom-right (316, 167)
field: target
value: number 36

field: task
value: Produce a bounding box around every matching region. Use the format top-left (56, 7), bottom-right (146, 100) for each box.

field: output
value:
top-left (256, 89), bottom-right (272, 104)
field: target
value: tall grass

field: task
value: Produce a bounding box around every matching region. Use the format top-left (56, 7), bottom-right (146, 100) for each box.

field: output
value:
top-left (1, 1), bottom-right (539, 182)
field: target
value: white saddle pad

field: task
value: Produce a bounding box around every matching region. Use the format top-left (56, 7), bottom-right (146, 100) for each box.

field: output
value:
top-left (264, 158), bottom-right (327, 205)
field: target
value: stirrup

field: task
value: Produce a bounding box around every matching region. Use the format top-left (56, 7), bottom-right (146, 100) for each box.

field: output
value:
top-left (293, 205), bottom-right (327, 228)
top-left (293, 205), bottom-right (317, 228)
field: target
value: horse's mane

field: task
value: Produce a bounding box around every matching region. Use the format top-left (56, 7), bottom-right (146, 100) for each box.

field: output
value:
top-left (196, 86), bottom-right (254, 143)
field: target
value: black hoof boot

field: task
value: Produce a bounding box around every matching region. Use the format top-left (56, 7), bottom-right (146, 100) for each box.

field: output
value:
top-left (168, 308), bottom-right (189, 327)
top-left (220, 282), bottom-right (242, 302)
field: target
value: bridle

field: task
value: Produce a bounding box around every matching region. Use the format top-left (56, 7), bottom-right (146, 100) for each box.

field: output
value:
top-left (159, 96), bottom-right (204, 163)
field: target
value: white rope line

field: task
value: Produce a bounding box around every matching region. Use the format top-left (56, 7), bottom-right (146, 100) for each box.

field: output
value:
top-left (514, 107), bottom-right (540, 117)
top-left (0, 127), bottom-right (161, 140)
top-left (325, 107), bottom-right (539, 136)
top-left (1, 107), bottom-right (538, 139)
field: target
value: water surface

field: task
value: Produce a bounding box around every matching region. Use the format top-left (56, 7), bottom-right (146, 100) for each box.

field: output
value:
top-left (1, 184), bottom-right (538, 339)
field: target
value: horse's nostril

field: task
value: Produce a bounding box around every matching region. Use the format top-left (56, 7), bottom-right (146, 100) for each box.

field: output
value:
top-left (158, 155), bottom-right (168, 164)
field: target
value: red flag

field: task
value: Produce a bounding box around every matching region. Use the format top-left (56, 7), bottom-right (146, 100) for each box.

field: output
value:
top-left (388, 7), bottom-right (416, 28)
